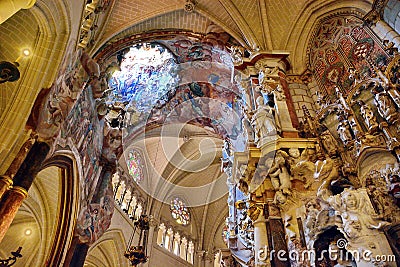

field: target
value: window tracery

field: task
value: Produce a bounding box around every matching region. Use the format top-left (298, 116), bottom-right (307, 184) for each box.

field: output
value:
top-left (170, 197), bottom-right (190, 225)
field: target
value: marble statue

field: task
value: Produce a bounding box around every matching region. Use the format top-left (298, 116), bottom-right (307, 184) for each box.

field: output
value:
top-left (269, 150), bottom-right (291, 195)
top-left (251, 96), bottom-right (277, 145)
top-left (319, 130), bottom-right (338, 156)
top-left (337, 115), bottom-right (353, 147)
top-left (327, 189), bottom-right (392, 257)
top-left (288, 148), bottom-right (301, 173)
top-left (374, 91), bottom-right (398, 124)
top-left (358, 100), bottom-right (379, 133)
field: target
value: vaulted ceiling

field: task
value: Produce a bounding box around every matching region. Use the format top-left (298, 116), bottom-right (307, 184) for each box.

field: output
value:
top-left (90, 0), bottom-right (373, 73)
top-left (0, 0), bottom-right (376, 261)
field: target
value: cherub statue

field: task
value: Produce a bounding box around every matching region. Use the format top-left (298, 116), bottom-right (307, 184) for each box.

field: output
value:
top-left (269, 150), bottom-right (291, 195)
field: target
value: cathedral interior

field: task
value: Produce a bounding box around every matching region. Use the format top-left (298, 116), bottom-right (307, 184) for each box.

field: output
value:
top-left (2, 0), bottom-right (400, 266)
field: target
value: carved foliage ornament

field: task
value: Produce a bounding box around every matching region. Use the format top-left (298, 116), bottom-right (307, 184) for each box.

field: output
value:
top-left (184, 0), bottom-right (195, 13)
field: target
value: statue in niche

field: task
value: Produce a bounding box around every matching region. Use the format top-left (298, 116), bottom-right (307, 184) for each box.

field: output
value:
top-left (365, 176), bottom-right (398, 219)
top-left (337, 114), bottom-right (353, 147)
top-left (357, 100), bottom-right (379, 133)
top-left (251, 96), bottom-right (277, 145)
top-left (298, 120), bottom-right (315, 138)
top-left (319, 127), bottom-right (338, 157)
top-left (373, 90), bottom-right (398, 124)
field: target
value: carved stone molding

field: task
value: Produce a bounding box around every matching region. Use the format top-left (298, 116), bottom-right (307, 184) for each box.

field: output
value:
top-left (363, 0), bottom-right (389, 26)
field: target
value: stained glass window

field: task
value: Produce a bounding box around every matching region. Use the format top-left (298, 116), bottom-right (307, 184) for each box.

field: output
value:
top-left (108, 43), bottom-right (178, 113)
top-left (170, 197), bottom-right (190, 225)
top-left (126, 150), bottom-right (143, 182)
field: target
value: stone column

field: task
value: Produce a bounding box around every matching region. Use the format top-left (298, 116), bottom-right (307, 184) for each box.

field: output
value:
top-left (0, 133), bottom-right (36, 200)
top-left (266, 203), bottom-right (290, 267)
top-left (0, 186), bottom-right (27, 241)
top-left (253, 209), bottom-right (269, 267)
top-left (0, 141), bottom-right (49, 243)
top-left (0, 175), bottom-right (12, 200)
top-left (196, 251), bottom-right (205, 267)
top-left (68, 239), bottom-right (90, 267)
top-left (0, 0), bottom-right (37, 24)
top-left (249, 55), bottom-right (298, 138)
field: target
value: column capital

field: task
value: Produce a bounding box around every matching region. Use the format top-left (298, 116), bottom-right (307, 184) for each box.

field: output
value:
top-left (0, 175), bottom-right (14, 199)
top-left (0, 175), bottom-right (13, 187)
top-left (237, 52), bottom-right (291, 76)
top-left (10, 186), bottom-right (28, 198)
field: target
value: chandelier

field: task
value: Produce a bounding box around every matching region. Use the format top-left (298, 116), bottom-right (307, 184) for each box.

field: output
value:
top-left (0, 247), bottom-right (22, 267)
top-left (124, 214), bottom-right (150, 266)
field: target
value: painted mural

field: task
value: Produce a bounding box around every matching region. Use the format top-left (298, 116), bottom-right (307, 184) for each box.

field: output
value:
top-left (109, 38), bottom-right (246, 149)
top-left (310, 16), bottom-right (389, 99)
top-left (57, 83), bottom-right (117, 245)
top-left (127, 149), bottom-right (143, 183)
top-left (33, 47), bottom-right (85, 141)
top-left (107, 43), bottom-right (179, 112)
top-left (62, 87), bottom-right (103, 199)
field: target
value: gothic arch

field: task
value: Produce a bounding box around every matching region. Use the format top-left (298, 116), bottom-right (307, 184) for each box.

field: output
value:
top-left (85, 229), bottom-right (129, 267)
top-left (290, 1), bottom-right (371, 74)
top-left (0, 153), bottom-right (79, 266)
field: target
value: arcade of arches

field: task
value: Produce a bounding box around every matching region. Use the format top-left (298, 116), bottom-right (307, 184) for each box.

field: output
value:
top-left (2, 1), bottom-right (400, 267)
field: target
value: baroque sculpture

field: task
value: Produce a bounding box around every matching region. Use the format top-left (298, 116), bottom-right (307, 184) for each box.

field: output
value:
top-left (251, 96), bottom-right (277, 146)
